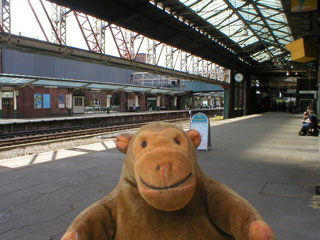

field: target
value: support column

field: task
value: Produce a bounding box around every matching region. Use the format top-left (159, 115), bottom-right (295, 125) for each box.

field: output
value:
top-left (317, 57), bottom-right (320, 115)
top-left (106, 95), bottom-right (111, 114)
top-left (0, 91), bottom-right (2, 118)
top-left (135, 94), bottom-right (139, 112)
top-left (174, 96), bottom-right (177, 110)
top-left (156, 95), bottom-right (161, 111)
top-left (190, 95), bottom-right (195, 109)
top-left (223, 86), bottom-right (230, 119)
top-left (13, 90), bottom-right (17, 118)
top-left (67, 93), bottom-right (72, 116)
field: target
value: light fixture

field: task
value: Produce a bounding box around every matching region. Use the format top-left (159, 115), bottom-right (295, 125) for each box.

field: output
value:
top-left (242, 23), bottom-right (248, 36)
top-left (91, 88), bottom-right (101, 91)
top-left (286, 71), bottom-right (290, 76)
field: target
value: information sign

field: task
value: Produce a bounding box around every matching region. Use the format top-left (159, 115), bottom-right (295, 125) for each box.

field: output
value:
top-left (190, 113), bottom-right (211, 151)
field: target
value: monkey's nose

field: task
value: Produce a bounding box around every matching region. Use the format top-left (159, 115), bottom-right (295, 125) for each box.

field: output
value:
top-left (157, 163), bottom-right (173, 184)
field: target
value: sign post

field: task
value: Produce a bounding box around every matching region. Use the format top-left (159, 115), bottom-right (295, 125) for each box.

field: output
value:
top-left (190, 112), bottom-right (211, 151)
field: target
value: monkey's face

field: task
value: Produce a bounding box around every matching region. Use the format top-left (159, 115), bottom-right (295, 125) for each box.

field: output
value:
top-left (131, 127), bottom-right (198, 212)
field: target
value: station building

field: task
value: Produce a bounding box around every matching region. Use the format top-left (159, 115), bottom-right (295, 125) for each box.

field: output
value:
top-left (0, 41), bottom-right (223, 118)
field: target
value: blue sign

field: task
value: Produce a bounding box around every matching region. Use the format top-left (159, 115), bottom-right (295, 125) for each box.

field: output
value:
top-left (190, 113), bottom-right (211, 151)
top-left (192, 114), bottom-right (208, 122)
top-left (43, 94), bottom-right (51, 109)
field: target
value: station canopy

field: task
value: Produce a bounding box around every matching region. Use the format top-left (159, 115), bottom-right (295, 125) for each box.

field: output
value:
top-left (180, 0), bottom-right (292, 64)
top-left (0, 74), bottom-right (190, 95)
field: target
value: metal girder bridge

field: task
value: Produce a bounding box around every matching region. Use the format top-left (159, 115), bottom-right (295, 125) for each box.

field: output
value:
top-left (0, 0), bottom-right (230, 86)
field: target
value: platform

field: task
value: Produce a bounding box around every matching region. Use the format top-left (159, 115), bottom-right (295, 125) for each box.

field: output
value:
top-left (0, 112), bottom-right (319, 239)
top-left (0, 108), bottom-right (223, 125)
top-left (0, 109), bottom-right (223, 135)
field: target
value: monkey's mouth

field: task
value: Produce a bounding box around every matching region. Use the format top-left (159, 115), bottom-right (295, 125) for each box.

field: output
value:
top-left (140, 172), bottom-right (193, 190)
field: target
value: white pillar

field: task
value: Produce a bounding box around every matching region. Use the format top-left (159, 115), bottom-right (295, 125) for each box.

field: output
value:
top-left (157, 96), bottom-right (161, 111)
top-left (67, 93), bottom-right (72, 116)
top-left (0, 91), bottom-right (2, 118)
top-left (13, 90), bottom-right (17, 118)
top-left (106, 95), bottom-right (111, 114)
top-left (174, 96), bottom-right (177, 110)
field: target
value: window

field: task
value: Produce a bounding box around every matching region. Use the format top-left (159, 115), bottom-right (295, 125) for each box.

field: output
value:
top-left (74, 97), bottom-right (83, 106)
top-left (92, 99), bottom-right (101, 106)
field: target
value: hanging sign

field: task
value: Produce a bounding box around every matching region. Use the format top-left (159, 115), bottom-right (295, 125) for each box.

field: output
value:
top-left (1, 91), bottom-right (19, 98)
top-left (291, 0), bottom-right (318, 13)
top-left (190, 112), bottom-right (211, 151)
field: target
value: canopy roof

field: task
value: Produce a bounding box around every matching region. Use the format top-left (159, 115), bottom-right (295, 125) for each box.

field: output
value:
top-left (0, 74), bottom-right (189, 95)
top-left (180, 0), bottom-right (292, 65)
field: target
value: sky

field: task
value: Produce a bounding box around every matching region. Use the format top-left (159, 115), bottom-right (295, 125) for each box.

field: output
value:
top-left (11, 0), bottom-right (124, 57)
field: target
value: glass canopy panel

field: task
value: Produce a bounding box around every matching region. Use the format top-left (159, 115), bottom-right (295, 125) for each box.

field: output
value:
top-left (34, 80), bottom-right (86, 87)
top-left (259, 8), bottom-right (279, 18)
top-left (0, 77), bottom-right (34, 84)
top-left (259, 0), bottom-right (282, 9)
top-left (229, 0), bottom-right (246, 8)
top-left (123, 86), bottom-right (150, 92)
top-left (87, 84), bottom-right (121, 90)
top-left (179, 0), bottom-right (293, 64)
top-left (151, 89), bottom-right (171, 94)
top-left (171, 90), bottom-right (186, 95)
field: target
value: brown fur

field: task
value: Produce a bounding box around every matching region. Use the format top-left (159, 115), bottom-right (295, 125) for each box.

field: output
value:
top-left (61, 122), bottom-right (275, 240)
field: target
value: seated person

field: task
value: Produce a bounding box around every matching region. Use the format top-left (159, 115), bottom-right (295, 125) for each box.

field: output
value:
top-left (302, 111), bottom-right (309, 123)
top-left (300, 111), bottom-right (318, 136)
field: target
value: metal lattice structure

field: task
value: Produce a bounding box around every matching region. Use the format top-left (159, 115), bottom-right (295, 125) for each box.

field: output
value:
top-left (180, 51), bottom-right (187, 72)
top-left (146, 39), bottom-right (156, 65)
top-left (73, 11), bottom-right (103, 53)
top-left (93, 19), bottom-right (106, 53)
top-left (51, 4), bottom-right (66, 45)
top-left (132, 72), bottom-right (187, 88)
top-left (191, 56), bottom-right (198, 75)
top-left (0, 0), bottom-right (10, 33)
top-left (165, 46), bottom-right (174, 69)
top-left (110, 25), bottom-right (133, 59)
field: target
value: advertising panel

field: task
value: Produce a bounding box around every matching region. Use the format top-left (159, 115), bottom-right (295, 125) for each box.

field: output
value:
top-left (34, 94), bottom-right (42, 109)
top-left (190, 113), bottom-right (211, 151)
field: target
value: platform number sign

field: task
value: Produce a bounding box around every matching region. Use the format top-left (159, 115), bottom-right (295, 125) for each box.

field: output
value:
top-left (190, 113), bottom-right (211, 151)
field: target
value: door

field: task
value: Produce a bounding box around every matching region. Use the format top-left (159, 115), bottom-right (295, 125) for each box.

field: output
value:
top-left (73, 96), bottom-right (85, 114)
top-left (2, 98), bottom-right (12, 118)
top-left (147, 98), bottom-right (156, 111)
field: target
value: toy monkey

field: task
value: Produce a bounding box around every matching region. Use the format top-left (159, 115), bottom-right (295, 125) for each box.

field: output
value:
top-left (62, 122), bottom-right (275, 240)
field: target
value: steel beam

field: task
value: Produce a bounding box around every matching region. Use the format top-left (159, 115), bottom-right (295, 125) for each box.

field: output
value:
top-left (0, 0), bottom-right (10, 33)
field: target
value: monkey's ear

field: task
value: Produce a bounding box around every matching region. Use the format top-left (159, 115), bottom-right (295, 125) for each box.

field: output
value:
top-left (116, 133), bottom-right (133, 153)
top-left (186, 129), bottom-right (201, 148)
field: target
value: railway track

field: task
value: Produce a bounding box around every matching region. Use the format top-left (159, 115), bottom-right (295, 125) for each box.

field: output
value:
top-left (0, 118), bottom-right (190, 150)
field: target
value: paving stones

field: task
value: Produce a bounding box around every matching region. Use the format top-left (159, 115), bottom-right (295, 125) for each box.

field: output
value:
top-left (0, 112), bottom-right (319, 240)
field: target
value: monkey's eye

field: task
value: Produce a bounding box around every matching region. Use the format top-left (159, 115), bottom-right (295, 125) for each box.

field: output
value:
top-left (174, 138), bottom-right (180, 145)
top-left (141, 141), bottom-right (147, 148)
